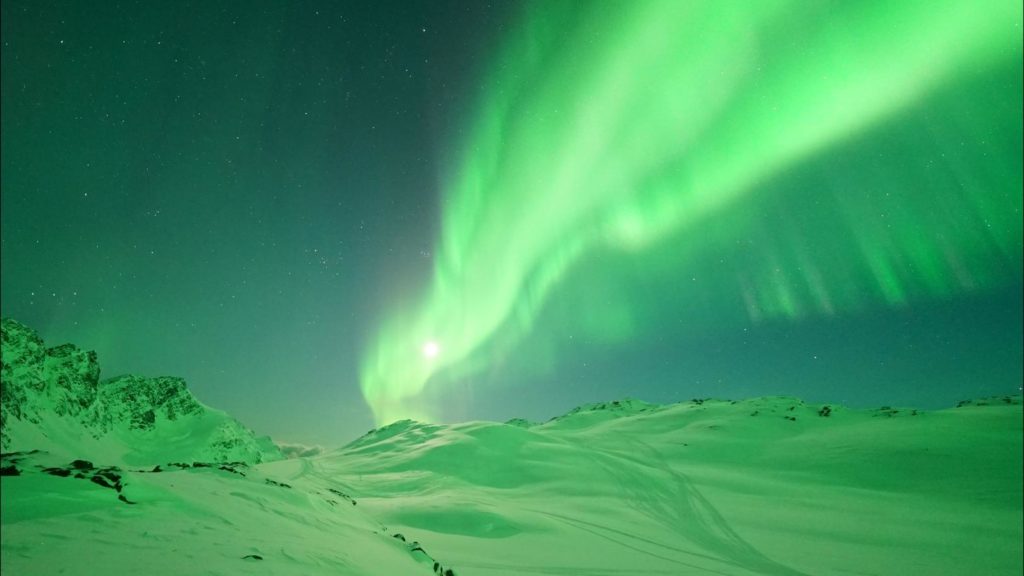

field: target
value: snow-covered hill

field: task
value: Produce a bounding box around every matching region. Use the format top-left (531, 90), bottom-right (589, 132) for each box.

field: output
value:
top-left (1, 319), bottom-right (1021, 574)
top-left (0, 318), bottom-right (280, 465)
top-left (330, 395), bottom-right (1022, 575)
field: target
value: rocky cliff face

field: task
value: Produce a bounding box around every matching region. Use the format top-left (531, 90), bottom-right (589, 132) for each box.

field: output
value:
top-left (0, 318), bottom-right (280, 464)
top-left (87, 375), bottom-right (203, 432)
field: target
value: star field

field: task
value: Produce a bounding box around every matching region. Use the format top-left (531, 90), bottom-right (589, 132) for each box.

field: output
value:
top-left (2, 0), bottom-right (1021, 443)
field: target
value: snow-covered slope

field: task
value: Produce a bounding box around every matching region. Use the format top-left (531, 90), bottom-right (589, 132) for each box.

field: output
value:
top-left (329, 396), bottom-right (1023, 576)
top-left (2, 387), bottom-right (1021, 575)
top-left (1, 321), bottom-right (1020, 574)
top-left (0, 318), bottom-right (280, 465)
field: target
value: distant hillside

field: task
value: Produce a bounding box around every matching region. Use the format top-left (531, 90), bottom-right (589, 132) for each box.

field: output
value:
top-left (0, 318), bottom-right (280, 465)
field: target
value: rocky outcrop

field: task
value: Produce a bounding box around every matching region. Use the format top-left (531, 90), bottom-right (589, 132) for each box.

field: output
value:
top-left (44, 344), bottom-right (102, 418)
top-left (0, 318), bottom-right (280, 464)
top-left (86, 375), bottom-right (203, 432)
top-left (1, 319), bottom-right (48, 440)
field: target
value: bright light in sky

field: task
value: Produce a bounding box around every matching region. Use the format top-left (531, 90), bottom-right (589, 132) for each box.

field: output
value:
top-left (362, 0), bottom-right (1023, 426)
top-left (422, 341), bottom-right (440, 359)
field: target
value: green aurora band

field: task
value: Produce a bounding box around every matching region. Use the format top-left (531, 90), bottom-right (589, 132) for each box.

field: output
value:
top-left (362, 0), bottom-right (1023, 424)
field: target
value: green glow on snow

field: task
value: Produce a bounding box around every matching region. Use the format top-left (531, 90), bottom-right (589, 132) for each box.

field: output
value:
top-left (362, 0), bottom-right (1023, 424)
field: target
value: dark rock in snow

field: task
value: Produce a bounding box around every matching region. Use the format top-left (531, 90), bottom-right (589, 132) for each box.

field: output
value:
top-left (504, 418), bottom-right (534, 428)
top-left (90, 475), bottom-right (115, 489)
top-left (555, 398), bottom-right (657, 420)
top-left (0, 465), bottom-right (20, 476)
top-left (95, 467), bottom-right (119, 479)
top-left (218, 464), bottom-right (245, 476)
top-left (327, 487), bottom-right (356, 505)
top-left (241, 555), bottom-right (263, 561)
top-left (0, 449), bottom-right (42, 458)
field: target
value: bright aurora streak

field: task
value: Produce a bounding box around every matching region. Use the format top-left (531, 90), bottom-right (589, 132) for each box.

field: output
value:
top-left (362, 0), bottom-right (1023, 424)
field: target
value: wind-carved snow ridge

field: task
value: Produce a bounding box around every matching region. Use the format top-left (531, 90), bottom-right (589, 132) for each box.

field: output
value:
top-left (0, 318), bottom-right (281, 465)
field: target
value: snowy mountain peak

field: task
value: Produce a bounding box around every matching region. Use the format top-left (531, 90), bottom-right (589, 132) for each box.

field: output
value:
top-left (0, 318), bottom-right (280, 465)
top-left (344, 419), bottom-right (445, 452)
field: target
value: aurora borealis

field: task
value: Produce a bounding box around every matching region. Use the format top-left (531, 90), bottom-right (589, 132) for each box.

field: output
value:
top-left (361, 0), bottom-right (1023, 424)
top-left (2, 1), bottom-right (1021, 442)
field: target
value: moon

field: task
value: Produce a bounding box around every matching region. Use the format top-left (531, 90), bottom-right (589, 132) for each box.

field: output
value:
top-left (422, 341), bottom-right (440, 359)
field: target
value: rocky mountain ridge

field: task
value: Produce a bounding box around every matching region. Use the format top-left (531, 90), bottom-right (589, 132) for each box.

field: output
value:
top-left (0, 318), bottom-right (280, 464)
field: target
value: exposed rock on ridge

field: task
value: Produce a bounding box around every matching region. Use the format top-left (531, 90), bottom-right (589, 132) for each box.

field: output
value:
top-left (88, 375), bottom-right (203, 432)
top-left (0, 318), bottom-right (280, 464)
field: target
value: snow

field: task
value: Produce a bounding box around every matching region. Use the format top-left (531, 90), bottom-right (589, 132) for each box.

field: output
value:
top-left (3, 396), bottom-right (1021, 575)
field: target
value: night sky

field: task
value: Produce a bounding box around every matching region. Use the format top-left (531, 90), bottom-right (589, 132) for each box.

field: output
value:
top-left (2, 1), bottom-right (1021, 446)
